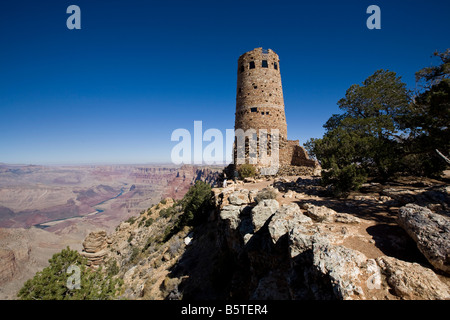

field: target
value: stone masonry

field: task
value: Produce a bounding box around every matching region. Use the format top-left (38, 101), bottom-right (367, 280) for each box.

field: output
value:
top-left (233, 47), bottom-right (316, 172)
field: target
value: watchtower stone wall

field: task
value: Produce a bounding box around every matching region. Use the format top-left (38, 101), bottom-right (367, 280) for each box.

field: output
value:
top-left (235, 47), bottom-right (287, 141)
top-left (233, 48), bottom-right (316, 173)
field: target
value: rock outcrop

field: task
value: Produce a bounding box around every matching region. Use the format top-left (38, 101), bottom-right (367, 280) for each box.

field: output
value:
top-left (309, 242), bottom-right (379, 300)
top-left (228, 189), bottom-right (251, 205)
top-left (0, 249), bottom-right (18, 285)
top-left (377, 256), bottom-right (450, 300)
top-left (301, 203), bottom-right (361, 224)
top-left (397, 204), bottom-right (450, 274)
top-left (81, 230), bottom-right (109, 268)
top-left (77, 197), bottom-right (195, 299)
top-left (211, 182), bottom-right (450, 300)
top-left (251, 199), bottom-right (279, 231)
top-left (79, 173), bottom-right (450, 301)
top-left (268, 204), bottom-right (312, 244)
top-left (164, 165), bottom-right (221, 200)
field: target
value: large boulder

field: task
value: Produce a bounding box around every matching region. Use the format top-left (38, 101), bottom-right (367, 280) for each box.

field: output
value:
top-left (288, 223), bottom-right (382, 300)
top-left (289, 225), bottom-right (324, 258)
top-left (301, 203), bottom-right (361, 224)
top-left (268, 204), bottom-right (313, 244)
top-left (219, 205), bottom-right (246, 252)
top-left (377, 256), bottom-right (450, 300)
top-left (219, 205), bottom-right (242, 230)
top-left (300, 203), bottom-right (335, 222)
top-left (251, 199), bottom-right (279, 232)
top-left (397, 204), bottom-right (450, 274)
top-left (228, 189), bottom-right (250, 205)
top-left (282, 190), bottom-right (296, 199)
top-left (312, 242), bottom-right (379, 300)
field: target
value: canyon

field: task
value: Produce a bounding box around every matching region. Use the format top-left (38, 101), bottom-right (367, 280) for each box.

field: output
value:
top-left (0, 163), bottom-right (221, 299)
top-left (3, 162), bottom-right (449, 301)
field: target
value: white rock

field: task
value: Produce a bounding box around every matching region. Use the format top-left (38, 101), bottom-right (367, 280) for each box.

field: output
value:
top-left (228, 189), bottom-right (250, 205)
top-left (184, 235), bottom-right (193, 246)
top-left (268, 204), bottom-right (312, 244)
top-left (220, 205), bottom-right (242, 230)
top-left (377, 255), bottom-right (450, 300)
top-left (397, 204), bottom-right (450, 274)
top-left (251, 199), bottom-right (279, 232)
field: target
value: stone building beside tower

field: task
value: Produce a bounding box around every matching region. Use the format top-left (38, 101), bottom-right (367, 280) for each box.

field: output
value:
top-left (232, 47), bottom-right (317, 175)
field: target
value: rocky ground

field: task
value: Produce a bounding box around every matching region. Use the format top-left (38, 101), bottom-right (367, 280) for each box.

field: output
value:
top-left (210, 175), bottom-right (449, 299)
top-left (83, 171), bottom-right (449, 300)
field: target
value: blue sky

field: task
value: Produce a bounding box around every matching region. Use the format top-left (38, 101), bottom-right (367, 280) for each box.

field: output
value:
top-left (0, 0), bottom-right (449, 165)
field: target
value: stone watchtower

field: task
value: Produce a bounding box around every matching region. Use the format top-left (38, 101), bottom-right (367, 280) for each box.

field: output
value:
top-left (235, 48), bottom-right (287, 141)
top-left (233, 47), bottom-right (316, 173)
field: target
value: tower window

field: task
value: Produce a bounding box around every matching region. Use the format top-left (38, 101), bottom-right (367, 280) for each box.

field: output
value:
top-left (266, 112), bottom-right (269, 115)
top-left (261, 112), bottom-right (264, 115)
top-left (250, 107), bottom-right (258, 113)
top-left (274, 62), bottom-right (278, 70)
top-left (238, 88), bottom-right (242, 93)
top-left (249, 61), bottom-right (255, 69)
top-left (240, 65), bottom-right (244, 73)
top-left (262, 60), bottom-right (268, 68)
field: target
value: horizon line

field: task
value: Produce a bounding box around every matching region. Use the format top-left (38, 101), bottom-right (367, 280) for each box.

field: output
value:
top-left (0, 161), bottom-right (229, 167)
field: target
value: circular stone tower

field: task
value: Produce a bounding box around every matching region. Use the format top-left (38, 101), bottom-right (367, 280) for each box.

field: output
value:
top-left (228, 47), bottom-right (317, 176)
top-left (235, 47), bottom-right (288, 141)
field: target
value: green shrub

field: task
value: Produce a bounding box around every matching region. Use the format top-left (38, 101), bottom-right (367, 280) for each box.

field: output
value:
top-left (129, 247), bottom-right (140, 264)
top-left (106, 259), bottom-right (120, 277)
top-left (125, 216), bottom-right (136, 225)
top-left (143, 237), bottom-right (155, 252)
top-left (168, 237), bottom-right (183, 256)
top-left (161, 226), bottom-right (173, 243)
top-left (160, 276), bottom-right (180, 297)
top-left (321, 164), bottom-right (367, 197)
top-left (159, 207), bottom-right (176, 219)
top-left (254, 188), bottom-right (277, 203)
top-left (178, 180), bottom-right (212, 227)
top-left (145, 217), bottom-right (154, 227)
top-left (238, 164), bottom-right (256, 179)
top-left (162, 181), bottom-right (212, 243)
top-left (138, 216), bottom-right (146, 227)
top-left (152, 257), bottom-right (164, 269)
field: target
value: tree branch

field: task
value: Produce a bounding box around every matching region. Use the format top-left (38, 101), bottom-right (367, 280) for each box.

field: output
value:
top-left (436, 149), bottom-right (450, 165)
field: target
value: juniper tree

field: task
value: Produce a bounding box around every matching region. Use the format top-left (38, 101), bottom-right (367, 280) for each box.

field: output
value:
top-left (306, 50), bottom-right (449, 195)
top-left (305, 70), bottom-right (411, 196)
top-left (18, 247), bottom-right (122, 300)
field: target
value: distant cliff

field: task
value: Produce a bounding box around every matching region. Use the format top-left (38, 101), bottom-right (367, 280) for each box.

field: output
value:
top-left (163, 165), bottom-right (221, 200)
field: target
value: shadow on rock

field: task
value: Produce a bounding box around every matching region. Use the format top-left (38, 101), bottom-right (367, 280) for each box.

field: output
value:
top-left (366, 224), bottom-right (430, 266)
